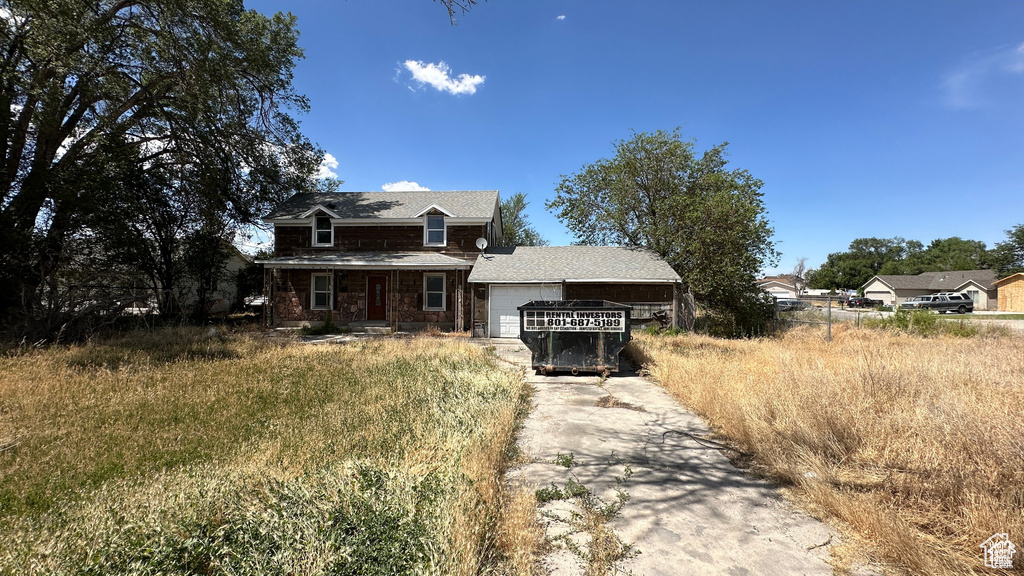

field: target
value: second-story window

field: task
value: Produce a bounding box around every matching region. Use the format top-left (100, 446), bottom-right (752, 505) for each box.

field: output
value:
top-left (314, 214), bottom-right (333, 246)
top-left (424, 215), bottom-right (446, 246)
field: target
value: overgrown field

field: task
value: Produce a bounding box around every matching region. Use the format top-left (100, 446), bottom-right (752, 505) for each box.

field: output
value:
top-left (631, 326), bottom-right (1024, 575)
top-left (0, 328), bottom-right (536, 575)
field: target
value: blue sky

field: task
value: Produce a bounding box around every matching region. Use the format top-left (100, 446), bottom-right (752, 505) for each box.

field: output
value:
top-left (245, 0), bottom-right (1024, 275)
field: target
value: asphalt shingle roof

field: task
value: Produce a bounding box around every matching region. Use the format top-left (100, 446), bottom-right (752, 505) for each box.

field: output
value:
top-left (467, 246), bottom-right (681, 283)
top-left (264, 191), bottom-right (500, 220)
top-left (870, 269), bottom-right (996, 291)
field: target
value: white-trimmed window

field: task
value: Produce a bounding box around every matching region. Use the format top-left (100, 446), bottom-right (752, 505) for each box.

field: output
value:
top-left (424, 215), bottom-right (446, 246)
top-left (966, 290), bottom-right (979, 302)
top-left (311, 273), bottom-right (332, 310)
top-left (424, 273), bottom-right (446, 311)
top-left (314, 214), bottom-right (333, 246)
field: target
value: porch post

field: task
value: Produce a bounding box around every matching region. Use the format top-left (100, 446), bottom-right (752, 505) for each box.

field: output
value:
top-left (455, 269), bottom-right (464, 332)
top-left (263, 267), bottom-right (272, 327)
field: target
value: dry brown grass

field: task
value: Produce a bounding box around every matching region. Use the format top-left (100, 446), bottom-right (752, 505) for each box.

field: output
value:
top-left (497, 487), bottom-right (548, 576)
top-left (631, 325), bottom-right (1024, 575)
top-left (0, 328), bottom-right (542, 575)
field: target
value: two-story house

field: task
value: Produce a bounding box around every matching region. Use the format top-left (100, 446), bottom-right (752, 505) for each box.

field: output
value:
top-left (257, 190), bottom-right (681, 337)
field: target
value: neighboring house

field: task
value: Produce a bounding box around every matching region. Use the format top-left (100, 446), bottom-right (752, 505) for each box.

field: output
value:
top-left (756, 276), bottom-right (800, 299)
top-left (860, 269), bottom-right (997, 309)
top-left (994, 273), bottom-right (1024, 312)
top-left (257, 190), bottom-right (681, 336)
top-left (128, 243), bottom-right (253, 316)
top-left (178, 244), bottom-right (253, 315)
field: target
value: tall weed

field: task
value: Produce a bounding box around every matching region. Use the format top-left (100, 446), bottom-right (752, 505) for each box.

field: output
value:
top-left (863, 309), bottom-right (982, 338)
top-left (0, 330), bottom-right (530, 575)
top-left (631, 327), bottom-right (1024, 574)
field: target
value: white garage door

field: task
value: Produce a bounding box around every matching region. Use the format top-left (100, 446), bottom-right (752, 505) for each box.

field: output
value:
top-left (865, 291), bottom-right (892, 305)
top-left (490, 284), bottom-right (562, 338)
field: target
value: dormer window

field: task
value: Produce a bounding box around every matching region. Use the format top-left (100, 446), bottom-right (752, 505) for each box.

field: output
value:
top-left (424, 215), bottom-right (446, 246)
top-left (314, 214), bottom-right (333, 246)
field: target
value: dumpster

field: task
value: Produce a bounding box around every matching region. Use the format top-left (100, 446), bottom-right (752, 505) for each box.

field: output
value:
top-left (518, 300), bottom-right (632, 374)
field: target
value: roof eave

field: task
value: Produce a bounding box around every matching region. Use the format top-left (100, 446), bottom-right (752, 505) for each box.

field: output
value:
top-left (298, 204), bottom-right (341, 219)
top-left (264, 217), bottom-right (493, 226)
top-left (953, 279), bottom-right (993, 291)
top-left (412, 204), bottom-right (456, 218)
top-left (257, 260), bottom-right (473, 270)
top-left (861, 276), bottom-right (896, 290)
top-left (994, 272), bottom-right (1024, 287)
top-left (466, 278), bottom-right (679, 284)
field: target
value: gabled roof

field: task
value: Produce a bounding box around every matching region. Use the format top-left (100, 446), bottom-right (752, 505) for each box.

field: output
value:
top-left (467, 246), bottom-right (681, 284)
top-left (994, 272), bottom-right (1024, 287)
top-left (264, 190), bottom-right (500, 221)
top-left (758, 274), bottom-right (801, 285)
top-left (757, 278), bottom-right (797, 290)
top-left (864, 269), bottom-right (996, 291)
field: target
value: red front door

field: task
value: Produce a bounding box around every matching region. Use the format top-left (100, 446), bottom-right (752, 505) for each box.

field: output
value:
top-left (367, 275), bottom-right (388, 320)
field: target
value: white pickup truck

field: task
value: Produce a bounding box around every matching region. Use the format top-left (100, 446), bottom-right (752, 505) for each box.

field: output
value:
top-left (899, 292), bottom-right (974, 314)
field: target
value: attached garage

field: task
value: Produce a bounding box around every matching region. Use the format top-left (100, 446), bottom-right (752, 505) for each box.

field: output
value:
top-left (488, 284), bottom-right (562, 338)
top-left (861, 270), bottom-right (997, 309)
top-left (468, 246), bottom-right (681, 339)
top-left (756, 279), bottom-right (798, 299)
top-left (864, 290), bottom-right (894, 305)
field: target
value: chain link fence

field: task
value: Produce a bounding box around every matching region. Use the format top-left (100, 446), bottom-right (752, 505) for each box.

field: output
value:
top-left (773, 295), bottom-right (835, 341)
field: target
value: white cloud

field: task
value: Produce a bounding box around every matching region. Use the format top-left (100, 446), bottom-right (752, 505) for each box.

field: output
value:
top-left (941, 42), bottom-right (1024, 109)
top-left (1009, 42), bottom-right (1024, 72)
top-left (556, 15), bottom-right (566, 20)
top-left (403, 60), bottom-right (485, 95)
top-left (382, 181), bottom-right (430, 192)
top-left (317, 152), bottom-right (339, 179)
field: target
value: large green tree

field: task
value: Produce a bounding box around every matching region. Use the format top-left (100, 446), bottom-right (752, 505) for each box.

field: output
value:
top-left (0, 0), bottom-right (323, 336)
top-left (901, 237), bottom-right (990, 274)
top-left (991, 224), bottom-right (1024, 277)
top-left (808, 237), bottom-right (920, 289)
top-left (547, 128), bottom-right (779, 335)
top-left (807, 236), bottom-right (996, 290)
top-left (500, 192), bottom-right (548, 246)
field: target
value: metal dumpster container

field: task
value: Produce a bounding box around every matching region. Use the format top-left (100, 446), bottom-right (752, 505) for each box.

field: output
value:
top-left (518, 300), bottom-right (632, 374)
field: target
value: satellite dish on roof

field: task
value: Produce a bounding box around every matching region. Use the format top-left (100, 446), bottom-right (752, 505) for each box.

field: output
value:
top-left (475, 237), bottom-right (488, 250)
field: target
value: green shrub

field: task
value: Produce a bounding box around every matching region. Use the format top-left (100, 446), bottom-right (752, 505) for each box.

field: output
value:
top-left (298, 315), bottom-right (350, 336)
top-left (641, 326), bottom-right (687, 337)
top-left (11, 465), bottom-right (444, 576)
top-left (864, 309), bottom-right (979, 337)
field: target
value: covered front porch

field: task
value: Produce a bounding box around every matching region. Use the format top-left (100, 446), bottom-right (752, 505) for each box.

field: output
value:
top-left (257, 252), bottom-right (474, 331)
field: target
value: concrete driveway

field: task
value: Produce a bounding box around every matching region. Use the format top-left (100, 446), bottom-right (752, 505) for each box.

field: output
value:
top-left (481, 338), bottom-right (875, 576)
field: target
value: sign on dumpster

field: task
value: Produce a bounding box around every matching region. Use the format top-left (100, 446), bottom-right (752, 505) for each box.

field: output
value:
top-left (522, 309), bottom-right (626, 332)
